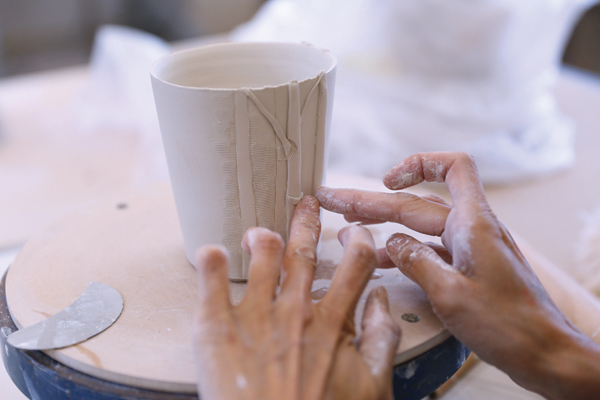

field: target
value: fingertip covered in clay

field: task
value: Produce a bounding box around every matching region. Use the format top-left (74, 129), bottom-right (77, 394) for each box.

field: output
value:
top-left (298, 195), bottom-right (321, 213)
top-left (383, 156), bottom-right (425, 190)
top-left (315, 186), bottom-right (334, 209)
top-left (384, 153), bottom-right (453, 190)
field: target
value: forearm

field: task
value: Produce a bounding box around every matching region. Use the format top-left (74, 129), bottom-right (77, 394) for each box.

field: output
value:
top-left (534, 328), bottom-right (600, 400)
top-left (507, 235), bottom-right (600, 398)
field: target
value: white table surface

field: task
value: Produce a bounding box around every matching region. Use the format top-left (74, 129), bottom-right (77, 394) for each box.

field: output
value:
top-left (1, 65), bottom-right (600, 399)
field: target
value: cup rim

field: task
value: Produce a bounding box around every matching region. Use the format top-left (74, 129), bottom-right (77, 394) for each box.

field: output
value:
top-left (150, 41), bottom-right (337, 92)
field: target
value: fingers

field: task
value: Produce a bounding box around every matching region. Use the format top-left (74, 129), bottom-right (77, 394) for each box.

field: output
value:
top-left (377, 241), bottom-right (452, 269)
top-left (195, 246), bottom-right (232, 318)
top-left (320, 225), bottom-right (378, 323)
top-left (424, 242), bottom-right (453, 264)
top-left (358, 287), bottom-right (401, 382)
top-left (316, 188), bottom-right (450, 236)
top-left (422, 194), bottom-right (450, 207)
top-left (383, 152), bottom-right (488, 213)
top-left (377, 247), bottom-right (397, 269)
top-left (386, 233), bottom-right (460, 294)
top-left (344, 214), bottom-right (386, 225)
top-left (280, 196), bottom-right (322, 294)
top-left (242, 227), bottom-right (285, 305)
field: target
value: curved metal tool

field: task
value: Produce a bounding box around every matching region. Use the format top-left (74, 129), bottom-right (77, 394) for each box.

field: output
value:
top-left (7, 282), bottom-right (123, 350)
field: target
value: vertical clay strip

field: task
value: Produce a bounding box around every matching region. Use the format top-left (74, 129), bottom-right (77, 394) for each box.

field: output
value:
top-left (234, 90), bottom-right (256, 278)
top-left (286, 81), bottom-right (303, 237)
top-left (274, 88), bottom-right (289, 242)
top-left (312, 74), bottom-right (328, 191)
top-left (300, 72), bottom-right (325, 192)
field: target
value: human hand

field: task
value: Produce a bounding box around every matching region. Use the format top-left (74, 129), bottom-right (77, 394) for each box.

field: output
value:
top-left (316, 152), bottom-right (600, 400)
top-left (193, 196), bottom-right (400, 400)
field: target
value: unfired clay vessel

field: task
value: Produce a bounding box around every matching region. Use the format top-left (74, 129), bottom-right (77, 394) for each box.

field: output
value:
top-left (151, 42), bottom-right (337, 280)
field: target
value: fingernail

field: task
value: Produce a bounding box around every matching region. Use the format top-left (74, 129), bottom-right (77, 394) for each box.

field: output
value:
top-left (386, 233), bottom-right (410, 250)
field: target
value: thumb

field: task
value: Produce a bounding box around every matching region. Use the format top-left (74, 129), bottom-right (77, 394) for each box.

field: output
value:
top-left (358, 286), bottom-right (401, 389)
top-left (386, 233), bottom-right (459, 294)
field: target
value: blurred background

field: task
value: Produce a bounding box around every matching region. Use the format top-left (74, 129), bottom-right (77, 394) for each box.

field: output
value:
top-left (0, 0), bottom-right (266, 77)
top-left (0, 0), bottom-right (598, 78)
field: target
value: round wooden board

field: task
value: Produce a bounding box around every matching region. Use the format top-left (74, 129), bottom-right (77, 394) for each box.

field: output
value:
top-left (5, 182), bottom-right (447, 393)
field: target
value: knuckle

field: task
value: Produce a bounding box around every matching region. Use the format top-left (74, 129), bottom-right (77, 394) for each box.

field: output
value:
top-left (295, 211), bottom-right (322, 234)
top-left (338, 190), bottom-right (364, 215)
top-left (291, 244), bottom-right (318, 266)
top-left (456, 151), bottom-right (475, 165)
top-left (279, 295), bottom-right (313, 324)
top-left (306, 211), bottom-right (322, 228)
top-left (305, 213), bottom-right (322, 232)
top-left (193, 314), bottom-right (232, 344)
top-left (472, 213), bottom-right (500, 236)
top-left (455, 152), bottom-right (479, 175)
top-left (317, 302), bottom-right (343, 326)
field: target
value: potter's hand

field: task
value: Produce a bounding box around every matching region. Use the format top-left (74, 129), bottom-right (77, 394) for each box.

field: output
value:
top-left (193, 196), bottom-right (400, 400)
top-left (316, 152), bottom-right (600, 400)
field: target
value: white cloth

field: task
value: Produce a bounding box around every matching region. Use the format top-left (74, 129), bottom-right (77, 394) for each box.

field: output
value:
top-left (233, 0), bottom-right (598, 183)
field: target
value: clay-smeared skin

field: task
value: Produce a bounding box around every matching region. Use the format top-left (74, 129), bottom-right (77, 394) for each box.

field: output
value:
top-left (193, 196), bottom-right (400, 400)
top-left (316, 152), bottom-right (600, 400)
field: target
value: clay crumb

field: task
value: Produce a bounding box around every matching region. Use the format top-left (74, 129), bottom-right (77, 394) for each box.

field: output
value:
top-left (370, 272), bottom-right (383, 280)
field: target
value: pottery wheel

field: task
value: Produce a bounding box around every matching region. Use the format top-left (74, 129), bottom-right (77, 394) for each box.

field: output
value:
top-left (5, 182), bottom-right (448, 393)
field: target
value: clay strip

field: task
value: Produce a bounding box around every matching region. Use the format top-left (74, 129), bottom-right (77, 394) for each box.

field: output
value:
top-left (311, 73), bottom-right (328, 191)
top-left (301, 72), bottom-right (325, 117)
top-left (235, 91), bottom-right (256, 276)
top-left (286, 80), bottom-right (303, 237)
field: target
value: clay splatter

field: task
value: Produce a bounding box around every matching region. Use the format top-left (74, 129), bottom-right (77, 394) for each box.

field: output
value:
top-left (75, 345), bottom-right (103, 369)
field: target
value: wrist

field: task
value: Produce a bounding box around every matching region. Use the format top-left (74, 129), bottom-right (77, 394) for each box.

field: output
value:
top-left (530, 324), bottom-right (600, 400)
